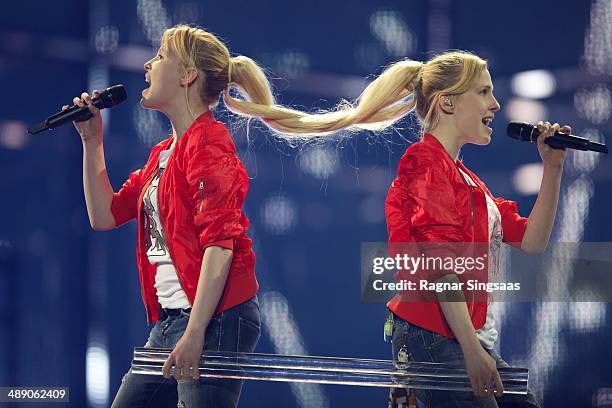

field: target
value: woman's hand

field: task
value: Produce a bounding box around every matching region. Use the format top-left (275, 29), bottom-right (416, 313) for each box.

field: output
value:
top-left (162, 330), bottom-right (205, 381)
top-left (536, 121), bottom-right (570, 169)
top-left (462, 345), bottom-right (504, 397)
top-left (62, 90), bottom-right (103, 144)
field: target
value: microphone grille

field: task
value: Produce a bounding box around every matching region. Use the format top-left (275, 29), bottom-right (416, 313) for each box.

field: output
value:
top-left (100, 84), bottom-right (127, 108)
top-left (506, 121), bottom-right (533, 141)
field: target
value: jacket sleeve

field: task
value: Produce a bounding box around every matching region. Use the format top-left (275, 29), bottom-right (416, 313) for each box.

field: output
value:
top-left (186, 125), bottom-right (246, 252)
top-left (111, 167), bottom-right (144, 227)
top-left (386, 154), bottom-right (466, 281)
top-left (493, 197), bottom-right (528, 248)
top-left (386, 154), bottom-right (464, 243)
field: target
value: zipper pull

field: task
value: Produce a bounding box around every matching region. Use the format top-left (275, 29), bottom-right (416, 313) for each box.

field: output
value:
top-left (199, 179), bottom-right (205, 212)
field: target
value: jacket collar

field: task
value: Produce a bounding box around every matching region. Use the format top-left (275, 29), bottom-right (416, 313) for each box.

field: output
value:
top-left (158, 110), bottom-right (215, 150)
top-left (422, 133), bottom-right (459, 165)
top-left (178, 110), bottom-right (215, 139)
top-left (422, 132), bottom-right (477, 184)
top-left (192, 110), bottom-right (214, 127)
top-left (196, 109), bottom-right (215, 127)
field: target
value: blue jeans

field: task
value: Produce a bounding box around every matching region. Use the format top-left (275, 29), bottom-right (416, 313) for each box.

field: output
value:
top-left (389, 312), bottom-right (540, 408)
top-left (111, 296), bottom-right (261, 408)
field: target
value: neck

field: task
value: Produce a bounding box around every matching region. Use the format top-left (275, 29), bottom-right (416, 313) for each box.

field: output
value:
top-left (427, 121), bottom-right (465, 162)
top-left (164, 96), bottom-right (209, 142)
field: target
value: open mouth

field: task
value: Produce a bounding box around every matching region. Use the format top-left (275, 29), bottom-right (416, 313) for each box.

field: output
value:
top-left (142, 76), bottom-right (151, 95)
top-left (481, 116), bottom-right (493, 130)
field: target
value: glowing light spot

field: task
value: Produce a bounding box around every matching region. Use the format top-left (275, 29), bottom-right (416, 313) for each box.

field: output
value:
top-left (512, 163), bottom-right (544, 195)
top-left (511, 70), bottom-right (556, 99)
top-left (298, 146), bottom-right (338, 179)
top-left (260, 195), bottom-right (298, 235)
top-left (505, 98), bottom-right (548, 124)
top-left (370, 10), bottom-right (416, 57)
top-left (574, 84), bottom-right (612, 124)
top-left (95, 26), bottom-right (119, 55)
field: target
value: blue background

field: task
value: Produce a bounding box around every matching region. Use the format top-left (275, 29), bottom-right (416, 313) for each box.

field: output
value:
top-left (1, 1), bottom-right (611, 407)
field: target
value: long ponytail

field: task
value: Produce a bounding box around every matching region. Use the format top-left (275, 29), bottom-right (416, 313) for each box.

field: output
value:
top-left (225, 57), bottom-right (423, 137)
top-left (161, 25), bottom-right (487, 139)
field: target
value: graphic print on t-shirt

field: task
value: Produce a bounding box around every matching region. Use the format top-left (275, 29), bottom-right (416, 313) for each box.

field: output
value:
top-left (488, 199), bottom-right (503, 274)
top-left (457, 167), bottom-right (503, 273)
top-left (143, 167), bottom-right (169, 259)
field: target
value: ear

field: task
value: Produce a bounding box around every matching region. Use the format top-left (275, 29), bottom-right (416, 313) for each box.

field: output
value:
top-left (180, 67), bottom-right (199, 87)
top-left (437, 94), bottom-right (454, 115)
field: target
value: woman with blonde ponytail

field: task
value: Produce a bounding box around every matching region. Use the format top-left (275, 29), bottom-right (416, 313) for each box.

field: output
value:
top-left (382, 53), bottom-right (565, 408)
top-left (64, 24), bottom-right (269, 407)
top-left (229, 51), bottom-right (567, 407)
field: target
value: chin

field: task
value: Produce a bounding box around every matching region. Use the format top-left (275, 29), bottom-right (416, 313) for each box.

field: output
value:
top-left (476, 126), bottom-right (493, 144)
top-left (480, 134), bottom-right (492, 145)
top-left (467, 133), bottom-right (491, 146)
top-left (140, 96), bottom-right (156, 110)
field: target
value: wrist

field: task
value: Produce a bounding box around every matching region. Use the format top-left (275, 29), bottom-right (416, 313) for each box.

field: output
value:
top-left (459, 337), bottom-right (483, 355)
top-left (185, 317), bottom-right (210, 337)
top-left (543, 161), bottom-right (564, 172)
top-left (184, 325), bottom-right (206, 340)
top-left (82, 137), bottom-right (103, 150)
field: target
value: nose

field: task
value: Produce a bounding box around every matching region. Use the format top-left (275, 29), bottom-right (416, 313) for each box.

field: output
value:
top-left (491, 95), bottom-right (501, 112)
top-left (144, 58), bottom-right (152, 72)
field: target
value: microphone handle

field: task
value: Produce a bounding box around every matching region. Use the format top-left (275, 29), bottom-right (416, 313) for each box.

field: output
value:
top-left (47, 104), bottom-right (94, 128)
top-left (543, 131), bottom-right (608, 153)
top-left (543, 133), bottom-right (586, 150)
top-left (28, 103), bottom-right (94, 134)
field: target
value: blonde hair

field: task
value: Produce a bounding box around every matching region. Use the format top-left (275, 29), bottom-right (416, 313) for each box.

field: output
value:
top-left (227, 51), bottom-right (488, 138)
top-left (159, 24), bottom-right (285, 123)
top-left (161, 25), bottom-right (231, 116)
top-left (414, 51), bottom-right (488, 131)
top-left (161, 25), bottom-right (487, 138)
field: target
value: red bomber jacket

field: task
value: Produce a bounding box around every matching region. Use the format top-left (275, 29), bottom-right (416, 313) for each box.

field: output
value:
top-left (111, 111), bottom-right (258, 323)
top-left (385, 133), bottom-right (528, 338)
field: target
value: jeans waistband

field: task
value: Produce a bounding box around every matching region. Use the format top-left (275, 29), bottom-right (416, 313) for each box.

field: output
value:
top-left (158, 306), bottom-right (191, 321)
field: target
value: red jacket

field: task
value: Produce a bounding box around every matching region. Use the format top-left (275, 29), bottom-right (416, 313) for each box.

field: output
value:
top-left (385, 133), bottom-right (528, 338)
top-left (111, 111), bottom-right (258, 323)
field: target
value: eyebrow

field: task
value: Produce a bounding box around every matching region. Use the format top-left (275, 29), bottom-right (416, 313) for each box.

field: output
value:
top-left (481, 85), bottom-right (493, 91)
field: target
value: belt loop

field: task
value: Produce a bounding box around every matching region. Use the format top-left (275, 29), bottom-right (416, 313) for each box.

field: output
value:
top-left (158, 303), bottom-right (167, 321)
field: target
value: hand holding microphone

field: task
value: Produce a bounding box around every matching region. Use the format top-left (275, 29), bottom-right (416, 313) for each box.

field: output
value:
top-left (506, 120), bottom-right (608, 154)
top-left (536, 121), bottom-right (569, 168)
top-left (65, 90), bottom-right (104, 144)
top-left (28, 84), bottom-right (127, 145)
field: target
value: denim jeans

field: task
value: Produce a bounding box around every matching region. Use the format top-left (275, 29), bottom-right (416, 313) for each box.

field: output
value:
top-left (389, 312), bottom-right (540, 408)
top-left (111, 296), bottom-right (261, 408)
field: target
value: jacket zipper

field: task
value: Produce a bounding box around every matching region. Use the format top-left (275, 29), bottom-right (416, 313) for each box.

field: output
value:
top-left (138, 163), bottom-right (159, 320)
top-left (456, 164), bottom-right (476, 315)
top-left (155, 149), bottom-right (193, 308)
top-left (199, 179), bottom-right (205, 213)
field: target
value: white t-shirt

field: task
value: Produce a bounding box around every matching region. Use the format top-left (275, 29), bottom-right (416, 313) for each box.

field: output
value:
top-left (142, 146), bottom-right (191, 310)
top-left (457, 167), bottom-right (502, 350)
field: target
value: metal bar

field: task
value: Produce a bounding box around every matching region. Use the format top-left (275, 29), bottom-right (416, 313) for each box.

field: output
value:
top-left (132, 348), bottom-right (528, 395)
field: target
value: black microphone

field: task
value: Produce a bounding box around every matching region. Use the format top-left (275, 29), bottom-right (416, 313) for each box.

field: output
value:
top-left (506, 121), bottom-right (607, 154)
top-left (28, 84), bottom-right (127, 134)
